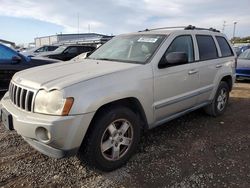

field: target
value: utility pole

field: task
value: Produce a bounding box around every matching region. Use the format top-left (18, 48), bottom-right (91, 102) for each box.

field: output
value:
top-left (233, 21), bottom-right (237, 43)
top-left (222, 21), bottom-right (226, 33)
top-left (77, 13), bottom-right (79, 34)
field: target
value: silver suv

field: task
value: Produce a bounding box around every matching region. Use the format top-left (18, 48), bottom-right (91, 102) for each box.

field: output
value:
top-left (0, 26), bottom-right (236, 171)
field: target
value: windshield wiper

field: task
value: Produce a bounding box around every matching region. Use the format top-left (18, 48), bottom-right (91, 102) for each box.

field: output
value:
top-left (96, 58), bottom-right (116, 61)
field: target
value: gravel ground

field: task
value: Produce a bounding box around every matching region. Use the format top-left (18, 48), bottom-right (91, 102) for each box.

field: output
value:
top-left (0, 82), bottom-right (250, 188)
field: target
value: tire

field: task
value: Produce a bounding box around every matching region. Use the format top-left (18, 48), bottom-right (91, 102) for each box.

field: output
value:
top-left (204, 81), bottom-right (229, 117)
top-left (79, 106), bottom-right (141, 171)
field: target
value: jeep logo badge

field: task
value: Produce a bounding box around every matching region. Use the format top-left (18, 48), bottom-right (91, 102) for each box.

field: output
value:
top-left (16, 77), bottom-right (22, 83)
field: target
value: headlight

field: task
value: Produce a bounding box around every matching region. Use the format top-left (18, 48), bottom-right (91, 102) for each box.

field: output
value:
top-left (34, 90), bottom-right (74, 115)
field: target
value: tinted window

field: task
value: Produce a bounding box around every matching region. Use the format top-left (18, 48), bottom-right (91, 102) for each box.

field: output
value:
top-left (0, 45), bottom-right (17, 60)
top-left (196, 35), bottom-right (218, 61)
top-left (48, 46), bottom-right (58, 51)
top-left (66, 47), bottom-right (78, 54)
top-left (216, 36), bottom-right (233, 57)
top-left (165, 35), bottom-right (194, 63)
top-left (81, 46), bottom-right (94, 53)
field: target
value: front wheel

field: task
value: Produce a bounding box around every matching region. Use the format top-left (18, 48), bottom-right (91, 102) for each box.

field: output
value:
top-left (79, 106), bottom-right (140, 171)
top-left (204, 81), bottom-right (230, 116)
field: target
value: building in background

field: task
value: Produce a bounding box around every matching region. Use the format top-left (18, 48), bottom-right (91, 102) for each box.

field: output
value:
top-left (35, 33), bottom-right (113, 47)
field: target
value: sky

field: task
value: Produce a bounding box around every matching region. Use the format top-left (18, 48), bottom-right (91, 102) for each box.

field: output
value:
top-left (0, 0), bottom-right (249, 45)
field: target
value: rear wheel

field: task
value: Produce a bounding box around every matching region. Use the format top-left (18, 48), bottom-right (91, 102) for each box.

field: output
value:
top-left (204, 81), bottom-right (229, 116)
top-left (79, 106), bottom-right (140, 171)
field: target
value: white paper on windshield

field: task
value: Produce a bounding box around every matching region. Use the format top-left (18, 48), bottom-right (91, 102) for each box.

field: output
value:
top-left (138, 37), bottom-right (158, 43)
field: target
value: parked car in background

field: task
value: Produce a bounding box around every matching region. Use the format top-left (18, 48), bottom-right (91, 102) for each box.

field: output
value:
top-left (236, 49), bottom-right (250, 80)
top-left (21, 45), bottom-right (59, 57)
top-left (70, 50), bottom-right (96, 62)
top-left (233, 46), bottom-right (241, 56)
top-left (0, 44), bottom-right (60, 93)
top-left (40, 45), bottom-right (96, 61)
top-left (240, 45), bottom-right (250, 54)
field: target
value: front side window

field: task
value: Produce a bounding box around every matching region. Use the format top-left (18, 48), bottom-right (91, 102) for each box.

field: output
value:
top-left (216, 36), bottom-right (233, 57)
top-left (35, 47), bottom-right (45, 52)
top-left (0, 45), bottom-right (17, 60)
top-left (88, 34), bottom-right (166, 64)
top-left (196, 35), bottom-right (218, 61)
top-left (165, 35), bottom-right (194, 63)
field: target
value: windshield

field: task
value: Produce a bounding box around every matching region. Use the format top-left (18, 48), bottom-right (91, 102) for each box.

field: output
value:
top-left (238, 49), bottom-right (250, 60)
top-left (88, 34), bottom-right (166, 64)
top-left (53, 46), bottom-right (67, 53)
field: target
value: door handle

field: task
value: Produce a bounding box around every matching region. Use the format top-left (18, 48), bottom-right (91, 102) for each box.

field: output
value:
top-left (216, 64), bottom-right (223, 68)
top-left (188, 69), bottom-right (198, 75)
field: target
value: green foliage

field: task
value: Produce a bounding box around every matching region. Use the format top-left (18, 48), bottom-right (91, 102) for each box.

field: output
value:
top-left (231, 36), bottom-right (250, 43)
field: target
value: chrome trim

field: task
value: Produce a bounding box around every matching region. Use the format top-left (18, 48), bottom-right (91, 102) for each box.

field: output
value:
top-left (8, 81), bottom-right (37, 112)
top-left (153, 101), bottom-right (210, 128)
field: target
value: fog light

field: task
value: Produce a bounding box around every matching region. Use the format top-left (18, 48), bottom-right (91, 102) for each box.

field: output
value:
top-left (35, 127), bottom-right (51, 142)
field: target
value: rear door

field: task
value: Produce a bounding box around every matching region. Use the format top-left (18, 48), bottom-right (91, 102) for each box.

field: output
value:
top-left (195, 35), bottom-right (234, 104)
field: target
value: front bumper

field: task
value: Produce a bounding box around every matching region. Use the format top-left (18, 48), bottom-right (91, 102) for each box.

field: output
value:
top-left (0, 92), bottom-right (95, 158)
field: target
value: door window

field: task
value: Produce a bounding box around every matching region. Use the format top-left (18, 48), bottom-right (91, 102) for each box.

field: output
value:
top-left (196, 35), bottom-right (218, 61)
top-left (160, 35), bottom-right (194, 66)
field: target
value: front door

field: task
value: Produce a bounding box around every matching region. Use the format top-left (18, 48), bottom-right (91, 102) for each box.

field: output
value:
top-left (153, 35), bottom-right (199, 123)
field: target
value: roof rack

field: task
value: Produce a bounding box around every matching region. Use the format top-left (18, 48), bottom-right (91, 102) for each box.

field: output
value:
top-left (139, 26), bottom-right (186, 32)
top-left (139, 25), bottom-right (220, 33)
top-left (184, 25), bottom-right (220, 32)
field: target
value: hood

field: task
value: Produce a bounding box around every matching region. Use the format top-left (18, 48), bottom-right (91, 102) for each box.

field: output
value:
top-left (237, 59), bottom-right (250, 68)
top-left (13, 59), bottom-right (141, 90)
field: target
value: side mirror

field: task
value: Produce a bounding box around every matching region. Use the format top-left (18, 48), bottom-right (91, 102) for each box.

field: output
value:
top-left (165, 52), bottom-right (188, 65)
top-left (11, 55), bottom-right (22, 64)
top-left (159, 52), bottom-right (188, 69)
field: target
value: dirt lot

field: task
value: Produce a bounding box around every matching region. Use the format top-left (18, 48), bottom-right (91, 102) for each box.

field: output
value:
top-left (0, 82), bottom-right (250, 188)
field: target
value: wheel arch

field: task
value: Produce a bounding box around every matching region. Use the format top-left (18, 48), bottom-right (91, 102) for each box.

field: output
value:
top-left (221, 75), bottom-right (233, 91)
top-left (79, 97), bottom-right (149, 149)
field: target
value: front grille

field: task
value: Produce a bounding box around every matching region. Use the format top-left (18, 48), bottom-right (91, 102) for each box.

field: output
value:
top-left (9, 82), bottom-right (35, 112)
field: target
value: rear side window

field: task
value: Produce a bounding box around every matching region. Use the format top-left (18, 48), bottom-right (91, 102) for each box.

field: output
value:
top-left (216, 36), bottom-right (233, 57)
top-left (196, 35), bottom-right (218, 61)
